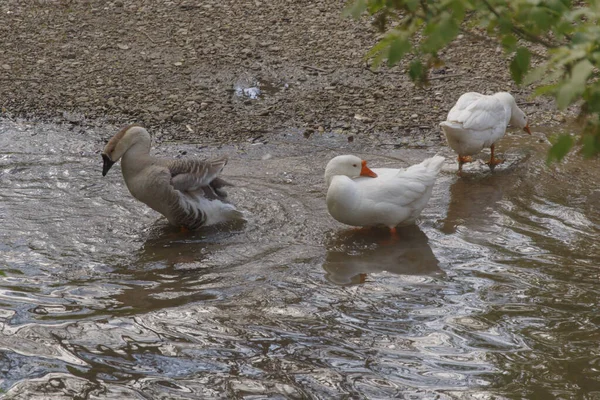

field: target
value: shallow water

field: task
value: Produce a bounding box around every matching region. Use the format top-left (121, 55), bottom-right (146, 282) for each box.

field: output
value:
top-left (0, 120), bottom-right (599, 399)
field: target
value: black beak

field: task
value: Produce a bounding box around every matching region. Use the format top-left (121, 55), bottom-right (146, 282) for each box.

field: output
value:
top-left (102, 153), bottom-right (115, 176)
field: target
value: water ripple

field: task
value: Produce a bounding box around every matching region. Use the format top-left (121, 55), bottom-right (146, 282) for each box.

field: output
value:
top-left (1, 120), bottom-right (600, 398)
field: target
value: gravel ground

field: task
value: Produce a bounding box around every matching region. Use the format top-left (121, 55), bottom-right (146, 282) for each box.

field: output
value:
top-left (0, 0), bottom-right (568, 144)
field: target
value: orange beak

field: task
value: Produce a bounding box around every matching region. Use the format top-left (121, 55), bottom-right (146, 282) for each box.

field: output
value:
top-left (360, 160), bottom-right (377, 178)
top-left (523, 124), bottom-right (532, 135)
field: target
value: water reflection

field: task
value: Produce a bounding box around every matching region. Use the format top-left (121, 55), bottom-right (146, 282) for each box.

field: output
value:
top-left (323, 225), bottom-right (442, 285)
top-left (2, 120), bottom-right (600, 398)
top-left (441, 173), bottom-right (513, 234)
top-left (108, 222), bottom-right (246, 316)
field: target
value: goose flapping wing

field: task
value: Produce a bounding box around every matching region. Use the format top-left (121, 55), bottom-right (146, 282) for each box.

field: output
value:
top-left (167, 155), bottom-right (230, 193)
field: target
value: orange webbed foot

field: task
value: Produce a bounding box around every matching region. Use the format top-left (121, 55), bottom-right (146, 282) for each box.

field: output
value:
top-left (457, 155), bottom-right (473, 176)
top-left (486, 157), bottom-right (504, 170)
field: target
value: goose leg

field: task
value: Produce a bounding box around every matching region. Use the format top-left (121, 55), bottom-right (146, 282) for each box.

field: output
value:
top-left (379, 227), bottom-right (399, 245)
top-left (359, 273), bottom-right (367, 284)
top-left (457, 155), bottom-right (473, 175)
top-left (486, 144), bottom-right (504, 170)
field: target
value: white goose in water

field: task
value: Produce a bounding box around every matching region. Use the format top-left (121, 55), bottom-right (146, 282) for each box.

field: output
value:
top-left (324, 155), bottom-right (445, 233)
top-left (101, 125), bottom-right (244, 230)
top-left (440, 92), bottom-right (531, 173)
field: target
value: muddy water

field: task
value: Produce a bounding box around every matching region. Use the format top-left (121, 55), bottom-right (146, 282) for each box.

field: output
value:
top-left (0, 119), bottom-right (599, 399)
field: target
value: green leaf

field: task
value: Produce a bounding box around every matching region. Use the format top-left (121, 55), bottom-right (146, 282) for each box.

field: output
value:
top-left (422, 14), bottom-right (459, 53)
top-left (498, 17), bottom-right (513, 35)
top-left (447, 0), bottom-right (466, 21)
top-left (581, 133), bottom-right (600, 158)
top-left (408, 59), bottom-right (425, 82)
top-left (0, 270), bottom-right (5, 277)
top-left (405, 0), bottom-right (420, 12)
top-left (387, 36), bottom-right (411, 66)
top-left (365, 35), bottom-right (393, 67)
top-left (342, 0), bottom-right (367, 19)
top-left (556, 83), bottom-right (579, 109)
top-left (510, 47), bottom-right (531, 85)
top-left (528, 7), bottom-right (552, 31)
top-left (523, 64), bottom-right (550, 85)
top-left (534, 84), bottom-right (557, 96)
top-left (547, 134), bottom-right (574, 163)
top-left (556, 60), bottom-right (594, 109)
top-left (367, 0), bottom-right (386, 14)
top-left (571, 59), bottom-right (594, 85)
top-left (584, 90), bottom-right (600, 113)
top-left (501, 35), bottom-right (518, 52)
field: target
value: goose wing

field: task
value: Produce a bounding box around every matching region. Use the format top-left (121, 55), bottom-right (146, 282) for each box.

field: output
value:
top-left (167, 155), bottom-right (230, 193)
top-left (355, 176), bottom-right (428, 209)
top-left (448, 94), bottom-right (506, 132)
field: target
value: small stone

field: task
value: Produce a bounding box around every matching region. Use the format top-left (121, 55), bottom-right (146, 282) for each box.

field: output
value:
top-left (200, 102), bottom-right (208, 110)
top-left (117, 44), bottom-right (130, 50)
top-left (354, 114), bottom-right (373, 123)
top-left (553, 114), bottom-right (567, 123)
top-left (49, 379), bottom-right (62, 388)
top-left (147, 105), bottom-right (162, 113)
top-left (62, 111), bottom-right (84, 123)
top-left (1, 64), bottom-right (10, 70)
top-left (411, 114), bottom-right (418, 119)
top-left (325, 86), bottom-right (336, 90)
top-left (172, 113), bottom-right (186, 123)
top-left (174, 62), bottom-right (183, 66)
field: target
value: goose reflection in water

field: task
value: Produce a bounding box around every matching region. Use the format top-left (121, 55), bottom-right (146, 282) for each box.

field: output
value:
top-left (441, 172), bottom-right (519, 234)
top-left (108, 220), bottom-right (243, 315)
top-left (322, 225), bottom-right (442, 286)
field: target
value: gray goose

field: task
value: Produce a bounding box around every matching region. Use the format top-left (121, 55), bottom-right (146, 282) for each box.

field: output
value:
top-left (101, 124), bottom-right (243, 230)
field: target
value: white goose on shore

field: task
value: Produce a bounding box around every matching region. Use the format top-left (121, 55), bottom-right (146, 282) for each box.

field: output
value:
top-left (324, 154), bottom-right (445, 233)
top-left (101, 125), bottom-right (243, 230)
top-left (440, 92), bottom-right (531, 173)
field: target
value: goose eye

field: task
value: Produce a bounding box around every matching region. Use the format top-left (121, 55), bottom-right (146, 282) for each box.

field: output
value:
top-left (352, 164), bottom-right (357, 167)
